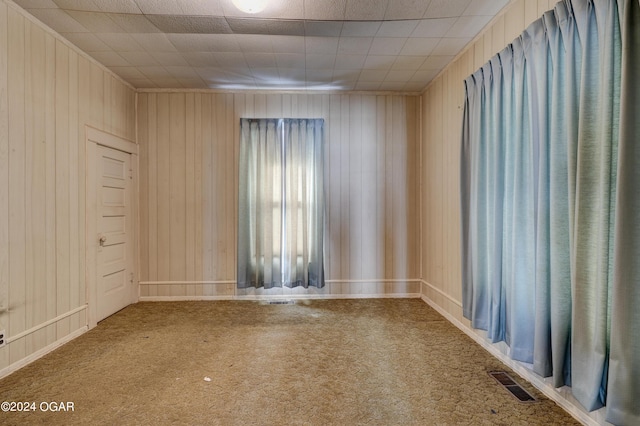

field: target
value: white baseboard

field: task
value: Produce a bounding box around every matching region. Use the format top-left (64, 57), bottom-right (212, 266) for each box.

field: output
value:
top-left (139, 293), bottom-right (422, 302)
top-left (419, 294), bottom-right (607, 426)
top-left (0, 326), bottom-right (88, 380)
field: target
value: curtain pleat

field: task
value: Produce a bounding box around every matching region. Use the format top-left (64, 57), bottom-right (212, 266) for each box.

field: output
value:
top-left (461, 0), bottom-right (638, 421)
top-left (607, 0), bottom-right (640, 423)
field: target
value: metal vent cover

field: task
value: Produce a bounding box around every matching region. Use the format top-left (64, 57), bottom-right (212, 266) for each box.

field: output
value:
top-left (489, 371), bottom-right (537, 403)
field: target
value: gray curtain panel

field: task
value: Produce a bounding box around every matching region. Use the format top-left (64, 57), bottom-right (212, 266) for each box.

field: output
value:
top-left (237, 118), bottom-right (325, 289)
top-left (460, 0), bottom-right (639, 423)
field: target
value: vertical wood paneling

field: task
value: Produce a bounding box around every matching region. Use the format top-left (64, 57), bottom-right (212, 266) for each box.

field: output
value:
top-left (0, 1), bottom-right (135, 374)
top-left (44, 31), bottom-right (56, 345)
top-left (8, 7), bottom-right (26, 365)
top-left (0, 1), bottom-right (7, 371)
top-left (146, 92), bottom-right (158, 297)
top-left (56, 39), bottom-right (71, 339)
top-left (169, 93), bottom-right (186, 296)
top-left (156, 93), bottom-right (170, 296)
top-left (138, 92), bottom-right (420, 297)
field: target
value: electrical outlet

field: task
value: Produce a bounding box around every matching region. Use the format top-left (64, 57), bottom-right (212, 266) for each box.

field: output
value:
top-left (0, 330), bottom-right (5, 348)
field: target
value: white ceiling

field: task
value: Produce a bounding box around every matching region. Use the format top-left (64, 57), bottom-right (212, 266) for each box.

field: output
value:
top-left (14, 0), bottom-right (510, 92)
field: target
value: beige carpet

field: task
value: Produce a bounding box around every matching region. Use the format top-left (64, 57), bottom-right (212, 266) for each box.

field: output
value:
top-left (0, 299), bottom-right (579, 425)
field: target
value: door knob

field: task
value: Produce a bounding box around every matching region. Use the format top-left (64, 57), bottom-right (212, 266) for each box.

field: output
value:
top-left (99, 235), bottom-right (107, 246)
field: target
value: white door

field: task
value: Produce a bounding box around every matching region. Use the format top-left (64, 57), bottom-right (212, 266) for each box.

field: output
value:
top-left (96, 145), bottom-right (135, 321)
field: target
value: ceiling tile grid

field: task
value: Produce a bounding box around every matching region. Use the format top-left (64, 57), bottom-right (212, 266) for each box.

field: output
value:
top-left (13, 0), bottom-right (510, 92)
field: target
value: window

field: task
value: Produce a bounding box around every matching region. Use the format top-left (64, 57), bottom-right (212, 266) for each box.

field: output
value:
top-left (237, 118), bottom-right (325, 289)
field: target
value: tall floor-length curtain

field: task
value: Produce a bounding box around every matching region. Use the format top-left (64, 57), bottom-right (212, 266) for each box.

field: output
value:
top-left (461, 0), bottom-right (639, 423)
top-left (237, 118), bottom-right (325, 289)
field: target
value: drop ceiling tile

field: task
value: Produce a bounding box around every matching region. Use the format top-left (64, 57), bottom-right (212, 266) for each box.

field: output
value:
top-left (118, 51), bottom-right (159, 66)
top-left (332, 68), bottom-right (359, 81)
top-left (403, 81), bottom-right (427, 91)
top-left (376, 20), bottom-right (419, 38)
top-left (108, 66), bottom-right (145, 79)
top-left (303, 0), bottom-right (347, 20)
top-left (341, 21), bottom-right (381, 37)
top-left (305, 54), bottom-right (336, 69)
top-left (384, 0), bottom-right (430, 20)
top-left (431, 37), bottom-right (471, 55)
top-left (267, 20), bottom-right (306, 36)
top-left (446, 15), bottom-right (492, 38)
top-left (107, 14), bottom-right (160, 33)
top-left (236, 34), bottom-right (273, 53)
top-left (150, 77), bottom-right (183, 87)
top-left (127, 78), bottom-right (157, 88)
top-left (275, 53), bottom-right (305, 68)
top-left (212, 52), bottom-right (249, 68)
top-left (225, 17), bottom-right (270, 34)
top-left (411, 68), bottom-right (440, 81)
top-left (166, 66), bottom-right (200, 78)
top-left (425, 0), bottom-right (472, 18)
top-left (176, 0), bottom-right (224, 15)
top-left (53, 0), bottom-right (101, 12)
top-left (95, 0), bottom-right (142, 13)
top-left (88, 51), bottom-right (130, 66)
top-left (385, 69), bottom-right (415, 81)
top-left (278, 68), bottom-right (307, 81)
top-left (304, 21), bottom-right (343, 37)
top-left (195, 67), bottom-right (231, 80)
top-left (334, 54), bottom-right (366, 69)
top-left (400, 37), bottom-right (439, 55)
top-left (355, 81), bottom-right (381, 90)
top-left (305, 37), bottom-right (339, 55)
top-left (66, 10), bottom-right (123, 33)
top-left (463, 0), bottom-right (509, 16)
top-left (205, 34), bottom-right (241, 52)
top-left (149, 52), bottom-right (189, 66)
top-left (181, 52), bottom-right (217, 67)
top-left (345, 0), bottom-right (386, 20)
top-left (363, 55), bottom-right (395, 70)
top-left (167, 34), bottom-right (233, 52)
top-left (306, 68), bottom-right (334, 80)
top-left (28, 9), bottom-right (89, 33)
top-left (138, 65), bottom-right (170, 78)
top-left (14, 0), bottom-right (58, 8)
top-left (147, 15), bottom-right (232, 34)
top-left (358, 69), bottom-right (388, 82)
top-left (62, 32), bottom-right (111, 51)
top-left (270, 36), bottom-right (306, 54)
top-left (244, 53), bottom-right (278, 68)
top-left (378, 81), bottom-right (407, 90)
top-left (251, 67), bottom-right (281, 81)
top-left (96, 33), bottom-right (144, 51)
top-left (131, 33), bottom-right (177, 51)
top-left (337, 37), bottom-right (372, 55)
top-left (411, 18), bottom-right (456, 37)
top-left (368, 37), bottom-right (406, 55)
top-left (180, 77), bottom-right (208, 88)
top-left (391, 55), bottom-right (425, 70)
top-left (420, 54), bottom-right (455, 69)
top-left (133, 0), bottom-right (183, 15)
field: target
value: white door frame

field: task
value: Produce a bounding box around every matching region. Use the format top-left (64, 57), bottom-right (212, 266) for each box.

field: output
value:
top-left (85, 126), bottom-right (138, 329)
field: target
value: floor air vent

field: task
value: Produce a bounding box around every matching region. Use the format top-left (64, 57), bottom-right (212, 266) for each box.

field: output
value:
top-left (267, 300), bottom-right (296, 305)
top-left (489, 371), bottom-right (537, 402)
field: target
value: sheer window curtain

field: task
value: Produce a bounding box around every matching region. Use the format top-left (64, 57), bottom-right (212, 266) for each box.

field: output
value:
top-left (461, 0), bottom-right (639, 423)
top-left (237, 118), bottom-right (325, 289)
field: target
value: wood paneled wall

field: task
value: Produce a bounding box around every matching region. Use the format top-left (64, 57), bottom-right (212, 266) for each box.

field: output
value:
top-left (138, 92), bottom-right (420, 299)
top-left (0, 1), bottom-right (135, 374)
top-left (420, 1), bottom-right (604, 424)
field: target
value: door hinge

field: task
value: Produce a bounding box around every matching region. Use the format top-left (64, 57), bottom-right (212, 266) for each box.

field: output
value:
top-left (129, 272), bottom-right (134, 284)
top-left (128, 168), bottom-right (133, 179)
